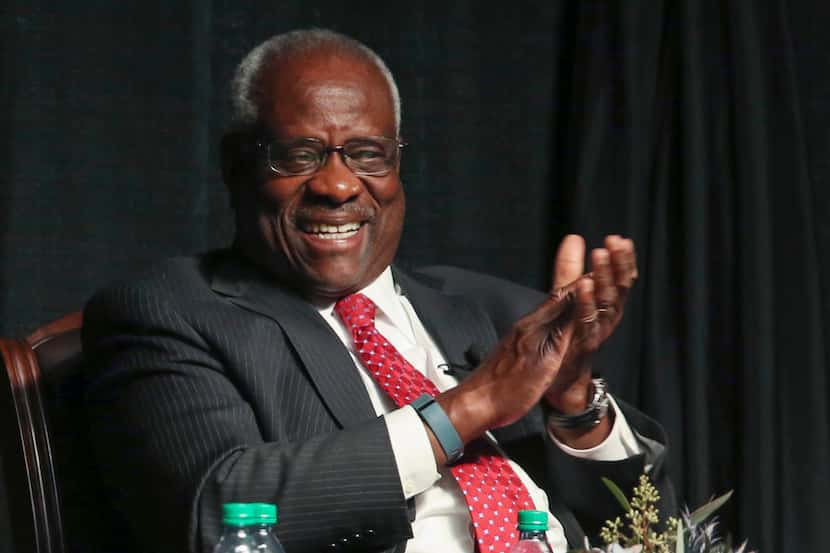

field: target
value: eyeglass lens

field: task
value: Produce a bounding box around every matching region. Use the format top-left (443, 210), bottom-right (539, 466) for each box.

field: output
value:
top-left (268, 137), bottom-right (400, 176)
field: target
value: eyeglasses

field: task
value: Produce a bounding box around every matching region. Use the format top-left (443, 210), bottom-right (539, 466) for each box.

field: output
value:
top-left (257, 136), bottom-right (406, 177)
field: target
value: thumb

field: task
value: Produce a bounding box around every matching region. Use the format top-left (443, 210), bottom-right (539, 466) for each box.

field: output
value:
top-left (552, 234), bottom-right (586, 292)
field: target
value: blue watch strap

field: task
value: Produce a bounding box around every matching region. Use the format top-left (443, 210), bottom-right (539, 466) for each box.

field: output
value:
top-left (410, 393), bottom-right (464, 463)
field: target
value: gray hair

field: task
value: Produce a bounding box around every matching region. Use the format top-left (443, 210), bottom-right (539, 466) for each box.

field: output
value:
top-left (229, 28), bottom-right (401, 135)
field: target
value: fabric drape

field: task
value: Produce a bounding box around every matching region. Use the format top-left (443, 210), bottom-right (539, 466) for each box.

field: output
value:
top-left (552, 2), bottom-right (830, 550)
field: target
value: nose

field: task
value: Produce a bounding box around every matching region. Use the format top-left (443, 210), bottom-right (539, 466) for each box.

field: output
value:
top-left (305, 150), bottom-right (363, 205)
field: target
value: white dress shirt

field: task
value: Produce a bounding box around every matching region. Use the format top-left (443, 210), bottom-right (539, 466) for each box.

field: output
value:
top-left (316, 267), bottom-right (642, 553)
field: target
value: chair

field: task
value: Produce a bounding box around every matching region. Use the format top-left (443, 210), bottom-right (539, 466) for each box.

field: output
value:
top-left (0, 312), bottom-right (116, 553)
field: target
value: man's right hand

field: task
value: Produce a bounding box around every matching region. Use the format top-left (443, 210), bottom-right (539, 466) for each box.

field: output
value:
top-left (425, 274), bottom-right (590, 463)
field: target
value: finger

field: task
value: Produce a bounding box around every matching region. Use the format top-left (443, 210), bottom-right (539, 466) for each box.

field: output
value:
top-left (575, 277), bottom-right (595, 320)
top-left (591, 248), bottom-right (618, 319)
top-left (549, 271), bottom-right (592, 303)
top-left (608, 237), bottom-right (638, 292)
top-left (518, 285), bottom-right (576, 329)
top-left (604, 234), bottom-right (622, 249)
top-left (572, 277), bottom-right (599, 350)
top-left (512, 289), bottom-right (576, 359)
top-left (552, 234), bottom-right (585, 293)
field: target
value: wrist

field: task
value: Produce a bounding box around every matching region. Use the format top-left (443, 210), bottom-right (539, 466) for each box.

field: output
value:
top-left (544, 377), bottom-right (613, 448)
top-left (544, 371), bottom-right (594, 413)
top-left (435, 384), bottom-right (491, 445)
top-left (549, 410), bottom-right (614, 448)
top-left (411, 394), bottom-right (464, 464)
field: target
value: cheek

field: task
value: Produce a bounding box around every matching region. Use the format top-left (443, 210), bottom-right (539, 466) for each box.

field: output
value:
top-left (367, 175), bottom-right (404, 213)
top-left (259, 178), bottom-right (302, 213)
top-left (247, 180), bottom-right (303, 247)
top-left (372, 179), bottom-right (406, 246)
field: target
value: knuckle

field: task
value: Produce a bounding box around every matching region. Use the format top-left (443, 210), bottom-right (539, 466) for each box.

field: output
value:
top-left (515, 332), bottom-right (538, 356)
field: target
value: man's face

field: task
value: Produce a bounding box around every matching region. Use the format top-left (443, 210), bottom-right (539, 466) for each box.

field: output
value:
top-left (231, 51), bottom-right (405, 303)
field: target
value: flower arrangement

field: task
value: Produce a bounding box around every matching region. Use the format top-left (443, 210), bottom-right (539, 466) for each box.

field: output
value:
top-left (568, 474), bottom-right (756, 553)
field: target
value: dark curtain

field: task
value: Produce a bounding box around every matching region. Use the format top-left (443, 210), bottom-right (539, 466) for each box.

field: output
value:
top-left (1, 2), bottom-right (828, 552)
top-left (553, 2), bottom-right (830, 552)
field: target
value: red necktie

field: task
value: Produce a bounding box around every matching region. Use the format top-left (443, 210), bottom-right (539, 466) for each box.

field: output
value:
top-left (335, 293), bottom-right (543, 553)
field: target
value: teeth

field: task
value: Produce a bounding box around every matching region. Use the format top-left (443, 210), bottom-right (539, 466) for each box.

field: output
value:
top-left (337, 222), bottom-right (360, 232)
top-left (303, 222), bottom-right (361, 234)
top-left (315, 229), bottom-right (359, 240)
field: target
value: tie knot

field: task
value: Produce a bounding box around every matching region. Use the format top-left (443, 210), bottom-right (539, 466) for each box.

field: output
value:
top-left (334, 293), bottom-right (377, 330)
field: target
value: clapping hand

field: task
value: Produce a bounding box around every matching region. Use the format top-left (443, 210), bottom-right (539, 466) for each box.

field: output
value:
top-left (543, 234), bottom-right (638, 447)
top-left (432, 234), bottom-right (638, 462)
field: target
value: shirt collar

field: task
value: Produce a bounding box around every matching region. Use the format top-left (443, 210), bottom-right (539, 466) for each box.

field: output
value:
top-left (316, 266), bottom-right (406, 324)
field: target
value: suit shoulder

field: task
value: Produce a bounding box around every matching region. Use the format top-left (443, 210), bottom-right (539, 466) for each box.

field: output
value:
top-left (84, 251), bottom-right (222, 326)
top-left (411, 265), bottom-right (546, 337)
top-left (413, 265), bottom-right (546, 308)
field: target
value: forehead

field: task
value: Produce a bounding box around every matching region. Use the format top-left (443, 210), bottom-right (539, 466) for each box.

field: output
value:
top-left (258, 50), bottom-right (396, 138)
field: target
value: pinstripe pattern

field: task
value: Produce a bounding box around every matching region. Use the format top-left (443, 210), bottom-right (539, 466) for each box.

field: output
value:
top-left (82, 249), bottom-right (674, 553)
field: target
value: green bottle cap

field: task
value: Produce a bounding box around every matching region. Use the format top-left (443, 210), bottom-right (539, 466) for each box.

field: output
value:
top-left (251, 503), bottom-right (278, 524)
top-left (517, 510), bottom-right (548, 532)
top-left (222, 503), bottom-right (258, 527)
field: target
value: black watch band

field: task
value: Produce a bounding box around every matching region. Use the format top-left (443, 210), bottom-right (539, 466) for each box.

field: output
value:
top-left (546, 377), bottom-right (610, 429)
top-left (410, 393), bottom-right (464, 463)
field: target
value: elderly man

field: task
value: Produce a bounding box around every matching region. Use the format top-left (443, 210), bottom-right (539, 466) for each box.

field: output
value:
top-left (83, 28), bottom-right (674, 553)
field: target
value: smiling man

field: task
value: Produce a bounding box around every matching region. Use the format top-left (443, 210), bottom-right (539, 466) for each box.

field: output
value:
top-left (83, 29), bottom-right (674, 553)
top-left (230, 42), bottom-right (405, 303)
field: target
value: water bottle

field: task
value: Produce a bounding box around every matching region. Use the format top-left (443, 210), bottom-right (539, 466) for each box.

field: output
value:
top-left (508, 509), bottom-right (554, 553)
top-left (213, 503), bottom-right (259, 553)
top-left (250, 503), bottom-right (286, 552)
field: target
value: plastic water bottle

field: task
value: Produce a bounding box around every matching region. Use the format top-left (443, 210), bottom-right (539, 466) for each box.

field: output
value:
top-left (250, 503), bottom-right (286, 552)
top-left (213, 503), bottom-right (259, 553)
top-left (508, 510), bottom-right (554, 553)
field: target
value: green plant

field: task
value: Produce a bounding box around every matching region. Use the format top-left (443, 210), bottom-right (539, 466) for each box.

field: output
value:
top-left (568, 474), bottom-right (756, 553)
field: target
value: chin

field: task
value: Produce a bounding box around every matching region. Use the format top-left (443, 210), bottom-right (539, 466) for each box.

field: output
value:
top-left (290, 263), bottom-right (357, 297)
top-left (306, 271), bottom-right (370, 299)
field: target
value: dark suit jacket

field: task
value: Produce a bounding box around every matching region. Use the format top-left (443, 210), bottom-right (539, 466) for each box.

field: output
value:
top-left (82, 249), bottom-right (675, 553)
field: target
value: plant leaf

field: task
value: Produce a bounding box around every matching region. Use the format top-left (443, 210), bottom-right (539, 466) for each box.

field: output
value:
top-left (601, 477), bottom-right (632, 512)
top-left (689, 490), bottom-right (733, 527)
top-left (675, 519), bottom-right (684, 553)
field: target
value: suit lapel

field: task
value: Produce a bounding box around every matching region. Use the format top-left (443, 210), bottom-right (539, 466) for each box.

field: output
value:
top-left (392, 267), bottom-right (492, 372)
top-left (210, 251), bottom-right (376, 428)
top-left (395, 268), bottom-right (546, 446)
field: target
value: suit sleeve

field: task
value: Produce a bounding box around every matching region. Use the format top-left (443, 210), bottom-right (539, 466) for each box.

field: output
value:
top-left (82, 282), bottom-right (411, 553)
top-left (542, 400), bottom-right (677, 546)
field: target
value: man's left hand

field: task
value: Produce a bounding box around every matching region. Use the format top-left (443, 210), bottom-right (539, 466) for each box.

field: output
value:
top-left (543, 234), bottom-right (639, 448)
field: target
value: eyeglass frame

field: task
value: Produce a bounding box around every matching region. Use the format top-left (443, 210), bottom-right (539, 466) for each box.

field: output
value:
top-left (255, 135), bottom-right (408, 177)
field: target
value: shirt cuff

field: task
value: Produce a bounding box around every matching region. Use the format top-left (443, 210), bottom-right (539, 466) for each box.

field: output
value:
top-left (384, 405), bottom-right (442, 499)
top-left (547, 395), bottom-right (642, 461)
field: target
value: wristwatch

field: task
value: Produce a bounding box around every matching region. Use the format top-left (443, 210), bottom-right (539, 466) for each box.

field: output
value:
top-left (410, 393), bottom-right (465, 463)
top-left (546, 377), bottom-right (610, 429)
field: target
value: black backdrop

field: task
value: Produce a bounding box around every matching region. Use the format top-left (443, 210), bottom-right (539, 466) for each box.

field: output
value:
top-left (2, 2), bottom-right (829, 552)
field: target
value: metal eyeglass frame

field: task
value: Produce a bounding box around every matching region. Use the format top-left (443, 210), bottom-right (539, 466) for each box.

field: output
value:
top-left (256, 136), bottom-right (407, 177)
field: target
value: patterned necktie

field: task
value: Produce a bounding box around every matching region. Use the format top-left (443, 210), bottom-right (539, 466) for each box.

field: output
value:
top-left (335, 293), bottom-right (545, 553)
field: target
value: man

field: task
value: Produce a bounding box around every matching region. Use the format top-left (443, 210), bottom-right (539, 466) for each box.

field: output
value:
top-left (83, 29), bottom-right (674, 553)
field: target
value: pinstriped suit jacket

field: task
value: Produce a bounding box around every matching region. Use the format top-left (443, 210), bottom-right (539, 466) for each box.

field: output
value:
top-left (82, 248), bottom-right (674, 553)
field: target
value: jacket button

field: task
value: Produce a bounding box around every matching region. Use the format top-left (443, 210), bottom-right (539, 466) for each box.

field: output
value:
top-left (353, 532), bottom-right (362, 541)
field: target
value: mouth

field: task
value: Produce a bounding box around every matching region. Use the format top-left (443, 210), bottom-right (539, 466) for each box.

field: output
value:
top-left (297, 221), bottom-right (366, 240)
